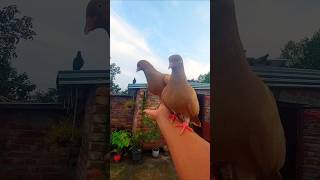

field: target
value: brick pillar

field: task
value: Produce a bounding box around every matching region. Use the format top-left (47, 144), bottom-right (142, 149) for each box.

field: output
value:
top-left (131, 89), bottom-right (165, 149)
top-left (76, 86), bottom-right (107, 180)
top-left (132, 89), bottom-right (145, 132)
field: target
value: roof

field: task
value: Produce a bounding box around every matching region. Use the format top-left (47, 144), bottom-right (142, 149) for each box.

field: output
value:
top-left (252, 66), bottom-right (320, 88)
top-left (128, 66), bottom-right (320, 90)
top-left (128, 82), bottom-right (210, 90)
top-left (56, 70), bottom-right (109, 86)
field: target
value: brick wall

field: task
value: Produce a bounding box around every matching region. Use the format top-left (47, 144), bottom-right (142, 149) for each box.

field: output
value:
top-left (131, 89), bottom-right (211, 149)
top-left (76, 86), bottom-right (107, 180)
top-left (110, 95), bottom-right (134, 131)
top-left (0, 109), bottom-right (78, 179)
top-left (302, 110), bottom-right (320, 179)
top-left (131, 89), bottom-right (164, 149)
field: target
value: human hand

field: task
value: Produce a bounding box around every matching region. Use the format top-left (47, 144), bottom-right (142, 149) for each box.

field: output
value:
top-left (144, 103), bottom-right (210, 180)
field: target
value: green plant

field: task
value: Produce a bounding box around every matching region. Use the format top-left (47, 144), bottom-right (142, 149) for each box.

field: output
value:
top-left (142, 115), bottom-right (161, 143)
top-left (130, 130), bottom-right (143, 151)
top-left (123, 99), bottom-right (135, 110)
top-left (111, 130), bottom-right (131, 153)
top-left (140, 91), bottom-right (161, 144)
top-left (45, 119), bottom-right (81, 148)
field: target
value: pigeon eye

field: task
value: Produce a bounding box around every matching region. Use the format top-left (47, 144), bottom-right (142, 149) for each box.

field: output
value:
top-left (98, 3), bottom-right (102, 8)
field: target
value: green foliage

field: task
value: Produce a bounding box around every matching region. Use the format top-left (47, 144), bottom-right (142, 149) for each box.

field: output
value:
top-left (142, 115), bottom-right (161, 143)
top-left (0, 5), bottom-right (36, 102)
top-left (281, 29), bottom-right (320, 69)
top-left (121, 89), bottom-right (128, 95)
top-left (111, 130), bottom-right (131, 153)
top-left (0, 5), bottom-right (36, 61)
top-left (198, 72), bottom-right (210, 83)
top-left (45, 120), bottom-right (81, 148)
top-left (110, 63), bottom-right (121, 95)
top-left (129, 130), bottom-right (143, 150)
top-left (32, 88), bottom-right (58, 103)
top-left (139, 92), bottom-right (161, 144)
top-left (123, 99), bottom-right (135, 110)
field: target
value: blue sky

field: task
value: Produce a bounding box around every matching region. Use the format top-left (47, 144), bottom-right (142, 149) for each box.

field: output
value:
top-left (110, 0), bottom-right (210, 90)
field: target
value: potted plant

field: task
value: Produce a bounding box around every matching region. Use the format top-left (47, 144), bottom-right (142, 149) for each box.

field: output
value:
top-left (142, 115), bottom-right (161, 158)
top-left (111, 130), bottom-right (131, 162)
top-left (152, 147), bottom-right (160, 158)
top-left (163, 145), bottom-right (169, 156)
top-left (130, 131), bottom-right (143, 161)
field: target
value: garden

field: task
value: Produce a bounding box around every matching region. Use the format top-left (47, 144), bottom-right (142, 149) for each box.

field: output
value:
top-left (110, 112), bottom-right (178, 179)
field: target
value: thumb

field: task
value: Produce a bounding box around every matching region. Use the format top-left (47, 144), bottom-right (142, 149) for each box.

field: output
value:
top-left (144, 109), bottom-right (158, 119)
top-left (143, 103), bottom-right (170, 120)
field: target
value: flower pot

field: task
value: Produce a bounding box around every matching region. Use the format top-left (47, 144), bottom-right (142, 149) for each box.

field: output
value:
top-left (163, 145), bottom-right (169, 156)
top-left (152, 148), bottom-right (159, 158)
top-left (131, 148), bottom-right (142, 161)
top-left (113, 154), bottom-right (121, 162)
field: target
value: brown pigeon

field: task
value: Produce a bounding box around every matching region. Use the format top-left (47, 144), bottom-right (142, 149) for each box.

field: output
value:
top-left (136, 60), bottom-right (170, 97)
top-left (213, 0), bottom-right (286, 179)
top-left (161, 55), bottom-right (201, 135)
top-left (84, 0), bottom-right (109, 35)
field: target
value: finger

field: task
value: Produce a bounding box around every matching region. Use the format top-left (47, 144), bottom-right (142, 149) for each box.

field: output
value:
top-left (144, 109), bottom-right (158, 119)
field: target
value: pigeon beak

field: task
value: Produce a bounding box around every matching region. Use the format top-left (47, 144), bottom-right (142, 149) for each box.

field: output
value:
top-left (168, 63), bottom-right (173, 69)
top-left (136, 67), bottom-right (140, 72)
top-left (84, 17), bottom-right (96, 35)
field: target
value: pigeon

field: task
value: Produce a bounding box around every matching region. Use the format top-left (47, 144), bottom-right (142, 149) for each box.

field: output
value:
top-left (84, 0), bottom-right (109, 35)
top-left (213, 0), bottom-right (285, 179)
top-left (73, 51), bottom-right (84, 70)
top-left (133, 77), bottom-right (136, 84)
top-left (161, 55), bottom-right (201, 135)
top-left (136, 60), bottom-right (170, 97)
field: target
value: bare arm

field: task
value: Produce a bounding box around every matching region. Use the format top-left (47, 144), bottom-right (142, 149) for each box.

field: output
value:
top-left (144, 103), bottom-right (210, 180)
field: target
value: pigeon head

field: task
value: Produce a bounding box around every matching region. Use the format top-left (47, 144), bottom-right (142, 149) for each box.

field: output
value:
top-left (76, 51), bottom-right (82, 57)
top-left (136, 60), bottom-right (152, 72)
top-left (168, 54), bottom-right (183, 70)
top-left (84, 0), bottom-right (108, 35)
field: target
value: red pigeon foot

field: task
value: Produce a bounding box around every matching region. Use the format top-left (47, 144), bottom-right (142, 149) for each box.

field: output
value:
top-left (168, 114), bottom-right (177, 123)
top-left (176, 122), bottom-right (193, 135)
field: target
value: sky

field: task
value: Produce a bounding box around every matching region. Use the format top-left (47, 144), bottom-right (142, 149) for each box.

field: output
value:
top-left (235, 0), bottom-right (320, 58)
top-left (2, 1), bottom-right (320, 91)
top-left (110, 0), bottom-right (210, 90)
top-left (1, 0), bottom-right (108, 91)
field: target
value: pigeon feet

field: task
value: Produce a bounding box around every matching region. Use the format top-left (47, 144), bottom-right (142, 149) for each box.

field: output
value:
top-left (175, 122), bottom-right (193, 135)
top-left (168, 114), bottom-right (177, 123)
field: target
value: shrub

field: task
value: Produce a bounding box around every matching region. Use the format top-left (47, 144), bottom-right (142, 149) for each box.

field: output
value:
top-left (111, 130), bottom-right (131, 153)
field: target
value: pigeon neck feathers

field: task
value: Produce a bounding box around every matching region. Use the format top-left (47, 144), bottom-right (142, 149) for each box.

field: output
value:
top-left (213, 0), bottom-right (250, 77)
top-left (171, 63), bottom-right (187, 83)
top-left (142, 64), bottom-right (161, 81)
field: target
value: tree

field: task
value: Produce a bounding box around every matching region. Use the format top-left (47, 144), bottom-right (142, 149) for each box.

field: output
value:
top-left (32, 88), bottom-right (58, 103)
top-left (0, 5), bottom-right (36, 101)
top-left (198, 72), bottom-right (210, 83)
top-left (110, 63), bottom-right (121, 94)
top-left (281, 29), bottom-right (320, 69)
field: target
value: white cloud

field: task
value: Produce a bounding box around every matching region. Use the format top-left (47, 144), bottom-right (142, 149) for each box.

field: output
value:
top-left (111, 9), bottom-right (210, 90)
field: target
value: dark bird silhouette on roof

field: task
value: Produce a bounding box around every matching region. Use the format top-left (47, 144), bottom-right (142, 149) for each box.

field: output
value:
top-left (133, 77), bottom-right (136, 84)
top-left (256, 53), bottom-right (269, 63)
top-left (73, 51), bottom-right (84, 70)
